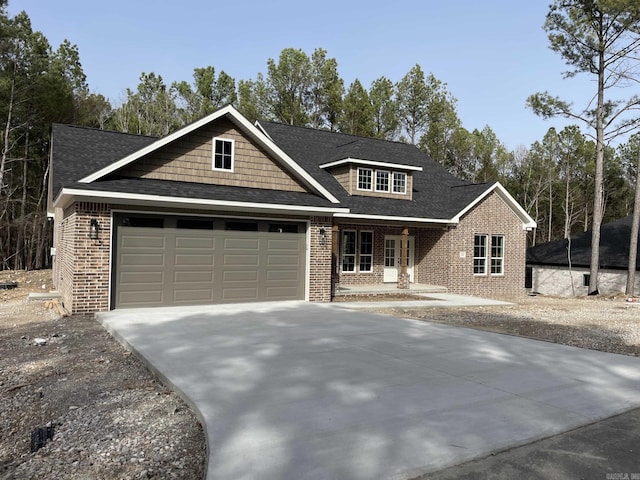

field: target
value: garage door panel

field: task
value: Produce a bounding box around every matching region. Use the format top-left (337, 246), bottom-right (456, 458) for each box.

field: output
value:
top-left (224, 238), bottom-right (259, 250)
top-left (119, 271), bottom-right (164, 284)
top-left (173, 289), bottom-right (215, 302)
top-left (174, 271), bottom-right (215, 283)
top-left (266, 286), bottom-right (301, 298)
top-left (119, 290), bottom-right (164, 305)
top-left (175, 236), bottom-right (215, 249)
top-left (175, 254), bottom-right (215, 266)
top-left (267, 254), bottom-right (300, 266)
top-left (120, 253), bottom-right (165, 267)
top-left (266, 270), bottom-right (299, 281)
top-left (222, 288), bottom-right (259, 300)
top-left (120, 235), bottom-right (165, 248)
top-left (223, 270), bottom-right (259, 282)
top-left (267, 238), bottom-right (301, 250)
top-left (224, 254), bottom-right (259, 266)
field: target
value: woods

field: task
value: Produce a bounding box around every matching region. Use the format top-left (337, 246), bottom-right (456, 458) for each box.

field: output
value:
top-left (2, 0), bottom-right (640, 283)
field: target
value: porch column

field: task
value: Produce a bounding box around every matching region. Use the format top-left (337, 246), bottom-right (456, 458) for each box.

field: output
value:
top-left (398, 227), bottom-right (410, 289)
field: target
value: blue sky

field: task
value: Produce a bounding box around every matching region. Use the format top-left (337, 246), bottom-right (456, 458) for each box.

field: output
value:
top-left (10, 0), bottom-right (623, 150)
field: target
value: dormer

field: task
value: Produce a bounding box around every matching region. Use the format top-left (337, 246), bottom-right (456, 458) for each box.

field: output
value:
top-left (320, 157), bottom-right (422, 201)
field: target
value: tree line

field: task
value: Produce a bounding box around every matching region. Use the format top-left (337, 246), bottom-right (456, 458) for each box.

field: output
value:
top-left (2, 0), bottom-right (640, 294)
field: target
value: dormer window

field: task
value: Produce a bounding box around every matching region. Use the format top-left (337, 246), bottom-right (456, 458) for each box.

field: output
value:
top-left (357, 168), bottom-right (373, 191)
top-left (213, 137), bottom-right (234, 171)
top-left (375, 170), bottom-right (390, 192)
top-left (393, 172), bottom-right (407, 194)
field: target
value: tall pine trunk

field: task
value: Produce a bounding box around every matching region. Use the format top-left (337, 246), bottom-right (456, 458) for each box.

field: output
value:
top-left (626, 144), bottom-right (640, 296)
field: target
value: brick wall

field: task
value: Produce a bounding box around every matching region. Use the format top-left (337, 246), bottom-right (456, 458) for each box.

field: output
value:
top-left (446, 192), bottom-right (528, 297)
top-left (309, 216), bottom-right (333, 301)
top-left (415, 228), bottom-right (450, 286)
top-left (54, 202), bottom-right (112, 314)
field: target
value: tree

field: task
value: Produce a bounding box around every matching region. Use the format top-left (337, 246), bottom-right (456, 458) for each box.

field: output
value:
top-left (173, 66), bottom-right (237, 125)
top-left (338, 79), bottom-right (374, 137)
top-left (308, 49), bottom-right (343, 130)
top-left (266, 48), bottom-right (312, 126)
top-left (369, 77), bottom-right (398, 140)
top-left (527, 0), bottom-right (640, 294)
top-left (619, 133), bottom-right (640, 294)
top-left (396, 64), bottom-right (430, 144)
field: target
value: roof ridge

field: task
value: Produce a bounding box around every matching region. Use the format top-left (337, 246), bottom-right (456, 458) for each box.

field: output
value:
top-left (260, 120), bottom-right (419, 148)
top-left (53, 123), bottom-right (159, 140)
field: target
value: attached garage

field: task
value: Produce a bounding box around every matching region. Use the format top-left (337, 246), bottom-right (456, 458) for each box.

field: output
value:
top-left (112, 214), bottom-right (307, 308)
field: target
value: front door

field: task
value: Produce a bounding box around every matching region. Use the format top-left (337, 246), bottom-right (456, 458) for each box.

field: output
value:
top-left (383, 235), bottom-right (414, 283)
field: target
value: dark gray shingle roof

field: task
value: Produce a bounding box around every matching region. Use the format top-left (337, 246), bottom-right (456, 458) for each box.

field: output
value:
top-left (527, 215), bottom-right (640, 270)
top-left (259, 121), bottom-right (492, 219)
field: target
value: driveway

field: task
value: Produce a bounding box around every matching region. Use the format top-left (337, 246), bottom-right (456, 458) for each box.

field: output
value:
top-left (97, 301), bottom-right (640, 480)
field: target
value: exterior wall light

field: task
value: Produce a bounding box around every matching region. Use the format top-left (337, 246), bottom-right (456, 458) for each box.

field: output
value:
top-left (319, 227), bottom-right (327, 246)
top-left (89, 219), bottom-right (99, 240)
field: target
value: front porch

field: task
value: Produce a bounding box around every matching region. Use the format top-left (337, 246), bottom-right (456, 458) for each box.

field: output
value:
top-left (333, 283), bottom-right (448, 297)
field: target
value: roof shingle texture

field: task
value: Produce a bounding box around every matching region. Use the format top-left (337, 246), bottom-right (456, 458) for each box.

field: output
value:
top-left (527, 215), bottom-right (640, 270)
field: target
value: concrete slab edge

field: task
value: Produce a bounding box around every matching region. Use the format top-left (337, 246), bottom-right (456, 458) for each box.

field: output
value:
top-left (95, 312), bottom-right (211, 479)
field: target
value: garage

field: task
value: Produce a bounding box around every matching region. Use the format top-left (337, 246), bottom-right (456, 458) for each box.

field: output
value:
top-left (112, 214), bottom-right (307, 308)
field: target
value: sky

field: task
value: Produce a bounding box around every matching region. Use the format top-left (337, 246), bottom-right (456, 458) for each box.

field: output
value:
top-left (10, 0), bottom-right (633, 150)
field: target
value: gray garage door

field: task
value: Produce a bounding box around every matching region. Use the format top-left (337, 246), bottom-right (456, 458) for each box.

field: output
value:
top-left (113, 215), bottom-right (306, 308)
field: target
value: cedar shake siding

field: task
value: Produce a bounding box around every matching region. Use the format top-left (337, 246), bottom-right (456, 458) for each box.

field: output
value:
top-left (118, 119), bottom-right (307, 192)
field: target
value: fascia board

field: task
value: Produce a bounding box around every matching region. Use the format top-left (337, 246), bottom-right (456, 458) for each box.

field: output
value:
top-left (54, 188), bottom-right (349, 215)
top-left (334, 212), bottom-right (455, 225)
top-left (319, 158), bottom-right (423, 171)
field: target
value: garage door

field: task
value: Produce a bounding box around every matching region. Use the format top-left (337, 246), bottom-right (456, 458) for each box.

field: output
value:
top-left (113, 215), bottom-right (306, 308)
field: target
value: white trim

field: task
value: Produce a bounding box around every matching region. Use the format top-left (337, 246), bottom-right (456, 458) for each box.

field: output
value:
top-left (473, 234), bottom-right (488, 276)
top-left (212, 137), bottom-right (235, 172)
top-left (334, 212), bottom-right (454, 225)
top-left (55, 188), bottom-right (349, 215)
top-left (320, 157), bottom-right (423, 172)
top-left (490, 234), bottom-right (505, 276)
top-left (78, 105), bottom-right (340, 204)
top-left (452, 182), bottom-right (537, 230)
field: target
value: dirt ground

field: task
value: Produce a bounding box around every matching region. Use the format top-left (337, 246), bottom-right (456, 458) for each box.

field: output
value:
top-left (1, 270), bottom-right (639, 479)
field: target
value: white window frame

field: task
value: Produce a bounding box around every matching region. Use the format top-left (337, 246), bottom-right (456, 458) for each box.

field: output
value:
top-left (375, 170), bottom-right (390, 192)
top-left (357, 168), bottom-right (373, 191)
top-left (341, 230), bottom-right (357, 273)
top-left (473, 234), bottom-right (488, 275)
top-left (212, 137), bottom-right (235, 172)
top-left (358, 231), bottom-right (374, 273)
top-left (490, 235), bottom-right (505, 275)
top-left (392, 172), bottom-right (407, 194)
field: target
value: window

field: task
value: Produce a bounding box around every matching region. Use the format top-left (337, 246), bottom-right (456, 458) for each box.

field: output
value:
top-left (341, 231), bottom-right (356, 272)
top-left (357, 168), bottom-right (373, 191)
top-left (491, 235), bottom-right (505, 275)
top-left (269, 223), bottom-right (299, 233)
top-left (176, 219), bottom-right (214, 230)
top-left (359, 231), bottom-right (373, 272)
top-left (213, 138), bottom-right (234, 171)
top-left (225, 221), bottom-right (258, 231)
top-left (583, 274), bottom-right (590, 287)
top-left (473, 235), bottom-right (488, 275)
top-left (375, 170), bottom-right (390, 192)
top-left (392, 172), bottom-right (407, 194)
top-left (122, 217), bottom-right (164, 228)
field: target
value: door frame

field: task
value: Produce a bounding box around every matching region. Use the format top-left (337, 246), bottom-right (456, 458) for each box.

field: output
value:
top-left (383, 235), bottom-right (414, 283)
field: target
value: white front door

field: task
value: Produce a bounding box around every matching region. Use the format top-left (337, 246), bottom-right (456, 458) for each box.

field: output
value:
top-left (383, 236), bottom-right (414, 283)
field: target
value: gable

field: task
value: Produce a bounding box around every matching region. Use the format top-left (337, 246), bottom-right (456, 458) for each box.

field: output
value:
top-left (115, 118), bottom-right (307, 193)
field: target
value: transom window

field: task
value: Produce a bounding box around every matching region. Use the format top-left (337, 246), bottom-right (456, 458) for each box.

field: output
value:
top-left (357, 168), bottom-right (373, 191)
top-left (393, 172), bottom-right (407, 194)
top-left (375, 170), bottom-right (390, 192)
top-left (213, 137), bottom-right (234, 171)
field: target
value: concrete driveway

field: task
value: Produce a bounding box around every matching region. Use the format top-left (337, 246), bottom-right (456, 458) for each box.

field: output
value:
top-left (97, 301), bottom-right (640, 480)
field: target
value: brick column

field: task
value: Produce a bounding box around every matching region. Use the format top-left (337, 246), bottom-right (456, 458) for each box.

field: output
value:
top-left (309, 216), bottom-right (333, 302)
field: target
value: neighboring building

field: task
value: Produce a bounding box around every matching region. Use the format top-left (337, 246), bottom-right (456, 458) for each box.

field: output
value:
top-left (48, 105), bottom-right (536, 314)
top-left (527, 215), bottom-right (640, 296)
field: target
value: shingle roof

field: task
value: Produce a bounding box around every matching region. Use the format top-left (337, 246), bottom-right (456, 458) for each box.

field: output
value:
top-left (527, 215), bottom-right (640, 270)
top-left (259, 121), bottom-right (492, 219)
top-left (51, 124), bottom-right (157, 198)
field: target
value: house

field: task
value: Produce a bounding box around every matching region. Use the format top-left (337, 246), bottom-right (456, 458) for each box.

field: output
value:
top-left (527, 215), bottom-right (640, 296)
top-left (47, 105), bottom-right (536, 314)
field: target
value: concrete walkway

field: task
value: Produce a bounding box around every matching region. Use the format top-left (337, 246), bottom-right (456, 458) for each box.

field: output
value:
top-left (334, 292), bottom-right (513, 309)
top-left (97, 302), bottom-right (640, 480)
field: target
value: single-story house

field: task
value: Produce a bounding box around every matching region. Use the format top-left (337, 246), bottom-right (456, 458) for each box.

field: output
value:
top-left (48, 105), bottom-right (536, 314)
top-left (527, 215), bottom-right (640, 296)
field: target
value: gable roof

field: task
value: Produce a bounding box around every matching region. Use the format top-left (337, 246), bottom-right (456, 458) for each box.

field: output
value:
top-left (527, 215), bottom-right (640, 270)
top-left (258, 121), bottom-right (536, 227)
top-left (78, 105), bottom-right (340, 204)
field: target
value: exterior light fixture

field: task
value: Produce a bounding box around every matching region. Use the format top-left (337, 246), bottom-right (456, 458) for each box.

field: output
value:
top-left (319, 227), bottom-right (327, 246)
top-left (89, 219), bottom-right (99, 240)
